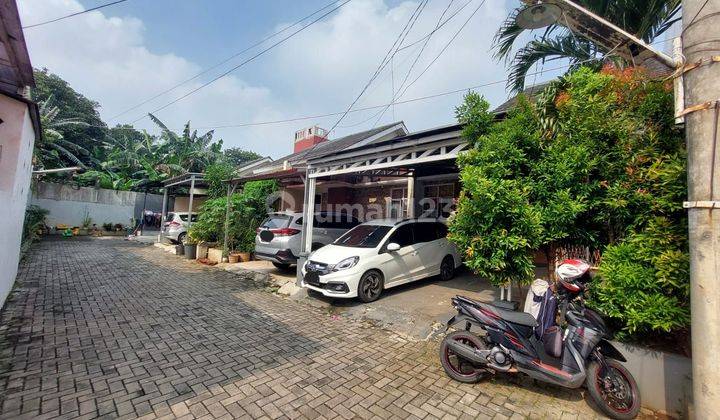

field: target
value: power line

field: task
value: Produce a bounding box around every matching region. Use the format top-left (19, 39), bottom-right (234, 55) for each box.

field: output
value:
top-left (23, 0), bottom-right (129, 29)
top-left (373, 0), bottom-right (462, 126)
top-left (107, 0), bottom-right (341, 121)
top-left (336, 0), bottom-right (473, 113)
top-left (374, 0), bottom-right (485, 126)
top-left (184, 58), bottom-right (594, 131)
top-left (99, 58), bottom-right (594, 133)
top-left (326, 0), bottom-right (430, 135)
top-left (127, 0), bottom-right (354, 125)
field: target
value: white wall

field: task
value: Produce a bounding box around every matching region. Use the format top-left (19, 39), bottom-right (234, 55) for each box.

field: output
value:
top-left (30, 182), bottom-right (165, 227)
top-left (173, 196), bottom-right (207, 212)
top-left (0, 95), bottom-right (35, 307)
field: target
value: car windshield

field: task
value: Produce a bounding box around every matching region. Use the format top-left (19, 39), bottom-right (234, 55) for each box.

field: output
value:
top-left (334, 225), bottom-right (391, 248)
top-left (260, 214), bottom-right (292, 229)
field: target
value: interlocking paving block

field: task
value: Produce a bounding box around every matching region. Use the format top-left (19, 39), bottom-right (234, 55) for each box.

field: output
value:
top-left (0, 238), bottom-right (616, 419)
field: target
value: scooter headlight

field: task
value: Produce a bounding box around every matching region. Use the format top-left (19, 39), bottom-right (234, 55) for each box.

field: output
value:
top-left (332, 256), bottom-right (359, 271)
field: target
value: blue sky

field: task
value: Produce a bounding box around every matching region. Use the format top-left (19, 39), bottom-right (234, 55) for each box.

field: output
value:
top-left (19, 0), bottom-right (566, 158)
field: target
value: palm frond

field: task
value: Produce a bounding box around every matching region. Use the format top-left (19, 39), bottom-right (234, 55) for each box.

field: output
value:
top-left (50, 143), bottom-right (86, 168)
top-left (508, 34), bottom-right (597, 92)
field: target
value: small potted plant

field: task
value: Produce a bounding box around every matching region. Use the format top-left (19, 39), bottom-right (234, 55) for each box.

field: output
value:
top-left (232, 221), bottom-right (257, 262)
top-left (183, 236), bottom-right (197, 260)
top-left (79, 211), bottom-right (92, 236)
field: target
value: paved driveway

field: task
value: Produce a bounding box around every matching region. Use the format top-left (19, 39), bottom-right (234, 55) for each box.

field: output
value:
top-left (0, 238), bottom-right (610, 419)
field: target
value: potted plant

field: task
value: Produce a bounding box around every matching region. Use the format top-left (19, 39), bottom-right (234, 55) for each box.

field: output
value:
top-left (231, 219), bottom-right (257, 262)
top-left (102, 223), bottom-right (113, 232)
top-left (183, 236), bottom-right (197, 260)
top-left (79, 211), bottom-right (92, 236)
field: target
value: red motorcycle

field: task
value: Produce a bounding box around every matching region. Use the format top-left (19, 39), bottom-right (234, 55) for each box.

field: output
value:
top-left (439, 259), bottom-right (641, 419)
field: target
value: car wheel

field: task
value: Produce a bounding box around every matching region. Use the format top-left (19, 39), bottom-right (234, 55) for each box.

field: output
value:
top-left (272, 262), bottom-right (292, 270)
top-left (177, 232), bottom-right (187, 244)
top-left (440, 256), bottom-right (455, 281)
top-left (358, 270), bottom-right (384, 303)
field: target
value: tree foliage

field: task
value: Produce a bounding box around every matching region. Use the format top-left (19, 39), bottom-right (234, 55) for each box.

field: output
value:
top-left (224, 147), bottom-right (262, 167)
top-left (493, 0), bottom-right (681, 91)
top-left (32, 68), bottom-right (107, 167)
top-left (31, 68), bottom-right (250, 192)
top-left (188, 180), bottom-right (277, 252)
top-left (450, 66), bottom-right (687, 337)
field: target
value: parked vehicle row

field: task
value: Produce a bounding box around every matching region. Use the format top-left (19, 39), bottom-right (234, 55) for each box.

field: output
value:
top-left (300, 218), bottom-right (461, 302)
top-left (255, 212), bottom-right (360, 269)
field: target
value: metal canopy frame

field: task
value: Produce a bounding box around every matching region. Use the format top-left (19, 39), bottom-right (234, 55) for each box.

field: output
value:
top-left (158, 173), bottom-right (207, 243)
top-left (294, 127), bottom-right (466, 284)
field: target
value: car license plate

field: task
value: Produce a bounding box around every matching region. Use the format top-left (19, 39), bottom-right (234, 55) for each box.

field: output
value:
top-left (304, 271), bottom-right (320, 287)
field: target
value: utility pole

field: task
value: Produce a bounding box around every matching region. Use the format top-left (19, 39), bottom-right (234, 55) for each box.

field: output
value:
top-left (682, 0), bottom-right (720, 417)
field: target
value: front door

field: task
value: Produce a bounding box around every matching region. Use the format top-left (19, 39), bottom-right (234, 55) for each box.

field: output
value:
top-left (377, 224), bottom-right (422, 286)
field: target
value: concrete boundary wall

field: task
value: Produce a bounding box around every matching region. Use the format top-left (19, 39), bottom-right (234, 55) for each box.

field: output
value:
top-left (30, 182), bottom-right (165, 228)
top-left (614, 341), bottom-right (693, 418)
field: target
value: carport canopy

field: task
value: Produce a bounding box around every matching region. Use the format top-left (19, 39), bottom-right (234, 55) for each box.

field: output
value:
top-left (158, 172), bottom-right (207, 242)
top-left (297, 124), bottom-right (468, 281)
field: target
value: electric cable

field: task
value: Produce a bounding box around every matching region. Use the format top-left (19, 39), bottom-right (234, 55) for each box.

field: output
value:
top-left (127, 0), bottom-right (354, 125)
top-left (107, 0), bottom-right (342, 121)
top-left (325, 0), bottom-right (430, 135)
top-left (23, 0), bottom-right (129, 29)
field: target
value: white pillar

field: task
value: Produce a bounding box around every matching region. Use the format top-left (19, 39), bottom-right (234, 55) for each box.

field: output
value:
top-left (187, 176), bottom-right (195, 229)
top-left (682, 0), bottom-right (720, 414)
top-left (158, 188), bottom-right (168, 243)
top-left (407, 172), bottom-right (415, 218)
top-left (222, 183), bottom-right (235, 260)
top-left (303, 177), bottom-right (317, 253)
top-left (297, 171), bottom-right (317, 285)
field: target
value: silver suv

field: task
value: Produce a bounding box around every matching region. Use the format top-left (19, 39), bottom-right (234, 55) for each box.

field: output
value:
top-left (162, 212), bottom-right (197, 243)
top-left (255, 212), bottom-right (360, 269)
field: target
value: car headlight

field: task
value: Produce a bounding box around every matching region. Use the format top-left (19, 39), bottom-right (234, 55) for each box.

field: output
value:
top-left (332, 256), bottom-right (359, 271)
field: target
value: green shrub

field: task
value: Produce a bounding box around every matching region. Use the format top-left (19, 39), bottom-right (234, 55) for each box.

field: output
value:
top-left (592, 217), bottom-right (689, 336)
top-left (204, 162), bottom-right (236, 199)
top-left (451, 66), bottom-right (689, 338)
top-left (188, 180), bottom-right (277, 253)
top-left (21, 205), bottom-right (49, 254)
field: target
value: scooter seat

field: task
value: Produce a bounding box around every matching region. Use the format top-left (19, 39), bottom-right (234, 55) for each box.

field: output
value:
top-left (457, 296), bottom-right (537, 327)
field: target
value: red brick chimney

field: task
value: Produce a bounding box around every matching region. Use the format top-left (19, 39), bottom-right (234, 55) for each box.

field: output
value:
top-left (294, 126), bottom-right (328, 153)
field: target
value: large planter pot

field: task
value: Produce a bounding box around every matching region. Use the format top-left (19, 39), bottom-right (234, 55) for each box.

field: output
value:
top-left (237, 252), bottom-right (251, 262)
top-left (196, 243), bottom-right (209, 260)
top-left (175, 244), bottom-right (184, 255)
top-left (184, 244), bottom-right (197, 259)
top-left (207, 247), bottom-right (223, 263)
top-left (228, 254), bottom-right (240, 264)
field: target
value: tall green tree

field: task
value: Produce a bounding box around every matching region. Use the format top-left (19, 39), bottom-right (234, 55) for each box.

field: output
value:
top-left (35, 97), bottom-right (94, 170)
top-left (494, 0), bottom-right (681, 91)
top-left (31, 68), bottom-right (107, 165)
top-left (149, 114), bottom-right (224, 174)
top-left (450, 66), bottom-right (687, 338)
top-left (224, 147), bottom-right (262, 167)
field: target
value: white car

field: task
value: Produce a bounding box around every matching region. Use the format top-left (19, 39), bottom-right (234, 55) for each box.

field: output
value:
top-left (301, 219), bottom-right (461, 302)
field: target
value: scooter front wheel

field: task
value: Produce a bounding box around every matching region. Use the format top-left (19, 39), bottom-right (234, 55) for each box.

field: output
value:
top-left (439, 331), bottom-right (488, 383)
top-left (586, 359), bottom-right (641, 419)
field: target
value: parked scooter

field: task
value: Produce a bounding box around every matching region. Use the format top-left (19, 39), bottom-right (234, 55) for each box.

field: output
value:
top-left (439, 259), bottom-right (640, 419)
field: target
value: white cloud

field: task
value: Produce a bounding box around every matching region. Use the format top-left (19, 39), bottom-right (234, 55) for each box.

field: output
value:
top-left (19, 0), bottom-right (545, 158)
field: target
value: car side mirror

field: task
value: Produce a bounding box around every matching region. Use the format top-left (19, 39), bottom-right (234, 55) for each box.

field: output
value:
top-left (386, 243), bottom-right (401, 252)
